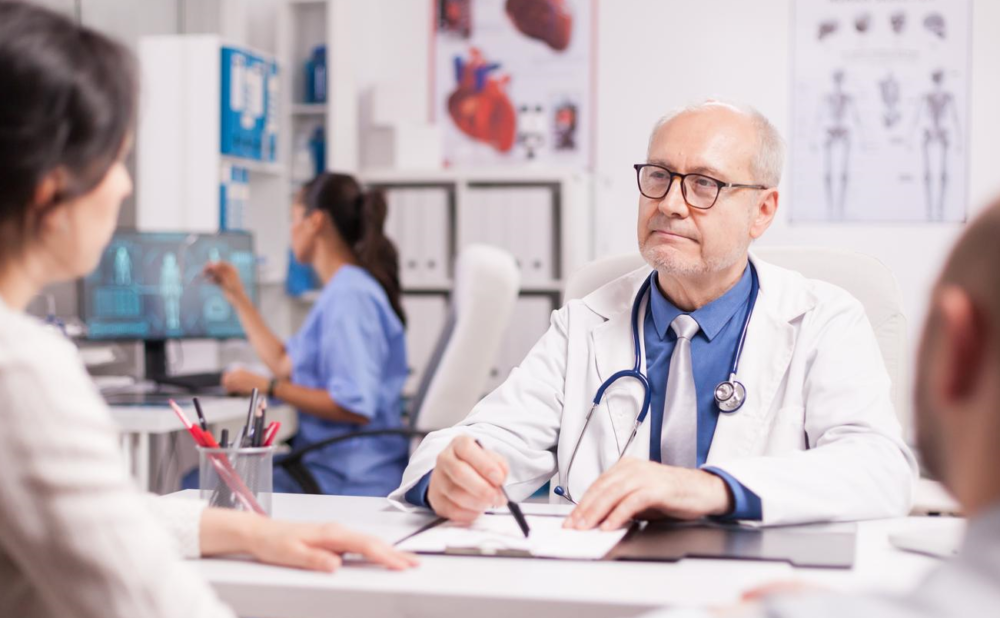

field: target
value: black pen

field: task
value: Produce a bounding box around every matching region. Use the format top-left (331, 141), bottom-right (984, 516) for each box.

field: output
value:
top-left (220, 428), bottom-right (229, 449)
top-left (242, 388), bottom-right (259, 446)
top-left (252, 409), bottom-right (265, 447)
top-left (192, 397), bottom-right (208, 432)
top-left (475, 439), bottom-right (530, 538)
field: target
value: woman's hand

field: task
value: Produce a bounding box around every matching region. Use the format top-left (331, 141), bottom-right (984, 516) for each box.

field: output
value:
top-left (221, 368), bottom-right (268, 396)
top-left (200, 509), bottom-right (419, 572)
top-left (204, 261), bottom-right (248, 306)
top-left (246, 518), bottom-right (420, 573)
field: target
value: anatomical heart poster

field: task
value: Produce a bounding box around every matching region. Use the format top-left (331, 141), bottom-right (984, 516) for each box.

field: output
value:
top-left (434, 0), bottom-right (593, 167)
top-left (791, 0), bottom-right (971, 223)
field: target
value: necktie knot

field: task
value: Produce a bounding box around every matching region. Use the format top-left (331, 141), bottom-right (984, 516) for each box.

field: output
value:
top-left (670, 314), bottom-right (700, 340)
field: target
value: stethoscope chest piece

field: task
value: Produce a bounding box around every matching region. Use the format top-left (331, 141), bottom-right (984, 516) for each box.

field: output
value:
top-left (714, 379), bottom-right (747, 413)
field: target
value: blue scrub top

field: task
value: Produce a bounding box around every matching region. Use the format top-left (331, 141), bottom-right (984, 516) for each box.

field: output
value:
top-left (284, 264), bottom-right (409, 496)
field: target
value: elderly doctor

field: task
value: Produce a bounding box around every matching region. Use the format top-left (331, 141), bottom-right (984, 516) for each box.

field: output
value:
top-left (389, 101), bottom-right (917, 528)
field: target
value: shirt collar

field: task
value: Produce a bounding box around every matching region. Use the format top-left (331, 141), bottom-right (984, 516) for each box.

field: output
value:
top-left (648, 264), bottom-right (752, 342)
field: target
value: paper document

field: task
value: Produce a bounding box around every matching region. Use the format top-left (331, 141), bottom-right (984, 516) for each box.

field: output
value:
top-left (396, 514), bottom-right (628, 560)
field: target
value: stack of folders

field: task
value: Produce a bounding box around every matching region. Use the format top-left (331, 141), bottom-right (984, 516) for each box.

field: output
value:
top-left (461, 186), bottom-right (556, 287)
top-left (383, 187), bottom-right (451, 287)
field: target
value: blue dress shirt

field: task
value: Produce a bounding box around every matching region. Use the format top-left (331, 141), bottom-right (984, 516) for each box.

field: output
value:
top-left (644, 265), bottom-right (761, 520)
top-left (407, 266), bottom-right (762, 519)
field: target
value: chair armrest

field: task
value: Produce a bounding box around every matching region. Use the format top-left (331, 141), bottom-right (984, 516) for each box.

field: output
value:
top-left (276, 428), bottom-right (430, 466)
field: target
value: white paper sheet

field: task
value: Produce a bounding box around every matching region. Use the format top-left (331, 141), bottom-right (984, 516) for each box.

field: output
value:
top-left (396, 514), bottom-right (628, 560)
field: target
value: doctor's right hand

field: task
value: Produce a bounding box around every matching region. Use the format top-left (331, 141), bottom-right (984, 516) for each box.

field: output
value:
top-left (427, 436), bottom-right (510, 523)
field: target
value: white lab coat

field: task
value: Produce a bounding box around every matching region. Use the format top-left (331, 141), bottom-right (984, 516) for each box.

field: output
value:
top-left (389, 254), bottom-right (918, 525)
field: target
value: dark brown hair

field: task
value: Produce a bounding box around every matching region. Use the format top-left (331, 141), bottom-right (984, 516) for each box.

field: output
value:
top-left (0, 1), bottom-right (137, 257)
top-left (300, 172), bottom-right (406, 325)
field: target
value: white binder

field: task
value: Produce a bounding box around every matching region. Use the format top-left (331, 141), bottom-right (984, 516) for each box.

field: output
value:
top-left (421, 187), bottom-right (450, 285)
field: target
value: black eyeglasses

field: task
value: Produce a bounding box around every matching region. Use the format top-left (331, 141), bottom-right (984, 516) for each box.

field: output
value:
top-left (633, 163), bottom-right (768, 209)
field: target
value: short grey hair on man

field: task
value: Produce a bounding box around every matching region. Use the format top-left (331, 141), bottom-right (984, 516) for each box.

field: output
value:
top-left (646, 100), bottom-right (785, 188)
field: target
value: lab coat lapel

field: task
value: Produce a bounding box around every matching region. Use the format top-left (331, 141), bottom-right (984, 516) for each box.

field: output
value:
top-left (591, 294), bottom-right (652, 463)
top-left (709, 257), bottom-right (800, 461)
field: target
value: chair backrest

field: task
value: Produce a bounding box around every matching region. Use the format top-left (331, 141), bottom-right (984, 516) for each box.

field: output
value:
top-left (409, 244), bottom-right (521, 434)
top-left (563, 247), bottom-right (910, 435)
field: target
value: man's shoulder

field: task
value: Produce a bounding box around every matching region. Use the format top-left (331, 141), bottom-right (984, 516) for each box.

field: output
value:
top-left (568, 265), bottom-right (650, 320)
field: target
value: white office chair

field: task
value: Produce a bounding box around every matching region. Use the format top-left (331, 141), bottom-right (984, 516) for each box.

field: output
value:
top-left (563, 247), bottom-right (910, 435)
top-left (277, 245), bottom-right (521, 493)
top-left (410, 244), bottom-right (521, 434)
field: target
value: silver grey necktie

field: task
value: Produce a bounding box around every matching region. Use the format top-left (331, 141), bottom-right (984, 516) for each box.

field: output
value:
top-left (661, 314), bottom-right (700, 468)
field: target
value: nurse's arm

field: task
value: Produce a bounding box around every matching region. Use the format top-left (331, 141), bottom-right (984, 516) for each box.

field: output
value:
top-left (270, 380), bottom-right (370, 425)
top-left (229, 288), bottom-right (293, 379)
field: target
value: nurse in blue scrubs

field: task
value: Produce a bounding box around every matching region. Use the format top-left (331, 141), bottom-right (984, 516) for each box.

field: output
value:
top-left (204, 172), bottom-right (409, 496)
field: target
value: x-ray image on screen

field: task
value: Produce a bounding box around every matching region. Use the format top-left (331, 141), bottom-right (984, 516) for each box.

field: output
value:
top-left (79, 231), bottom-right (257, 340)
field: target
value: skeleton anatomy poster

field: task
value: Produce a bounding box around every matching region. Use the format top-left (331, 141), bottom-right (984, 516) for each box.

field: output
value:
top-left (791, 0), bottom-right (971, 223)
top-left (434, 0), bottom-right (593, 167)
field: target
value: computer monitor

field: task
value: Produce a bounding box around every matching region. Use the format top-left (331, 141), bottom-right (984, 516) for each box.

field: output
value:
top-left (79, 230), bottom-right (258, 379)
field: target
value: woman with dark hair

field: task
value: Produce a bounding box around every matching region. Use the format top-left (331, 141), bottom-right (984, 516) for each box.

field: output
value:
top-left (0, 3), bottom-right (415, 616)
top-left (202, 172), bottom-right (410, 496)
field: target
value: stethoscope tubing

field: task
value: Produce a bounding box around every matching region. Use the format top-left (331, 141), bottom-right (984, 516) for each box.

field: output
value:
top-left (557, 263), bottom-right (760, 503)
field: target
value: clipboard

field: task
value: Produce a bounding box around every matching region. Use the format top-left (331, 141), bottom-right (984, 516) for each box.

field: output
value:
top-left (606, 520), bottom-right (857, 569)
top-left (395, 513), bottom-right (634, 560)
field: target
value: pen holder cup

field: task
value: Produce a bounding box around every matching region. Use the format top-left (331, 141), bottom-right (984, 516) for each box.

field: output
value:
top-left (197, 446), bottom-right (274, 517)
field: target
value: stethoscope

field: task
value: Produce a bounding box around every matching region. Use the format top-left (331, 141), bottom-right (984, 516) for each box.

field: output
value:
top-left (554, 263), bottom-right (760, 504)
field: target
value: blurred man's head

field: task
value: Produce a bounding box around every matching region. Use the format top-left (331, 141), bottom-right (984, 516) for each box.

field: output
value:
top-left (915, 201), bottom-right (1000, 514)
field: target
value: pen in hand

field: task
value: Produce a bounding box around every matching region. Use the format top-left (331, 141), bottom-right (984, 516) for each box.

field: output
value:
top-left (475, 439), bottom-right (530, 538)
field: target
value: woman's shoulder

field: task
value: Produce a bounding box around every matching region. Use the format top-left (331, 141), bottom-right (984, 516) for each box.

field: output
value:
top-left (0, 304), bottom-right (78, 369)
top-left (319, 266), bottom-right (403, 330)
top-left (326, 265), bottom-right (390, 305)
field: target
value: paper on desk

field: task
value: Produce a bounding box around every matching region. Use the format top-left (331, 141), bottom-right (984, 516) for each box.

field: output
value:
top-left (396, 513), bottom-right (628, 560)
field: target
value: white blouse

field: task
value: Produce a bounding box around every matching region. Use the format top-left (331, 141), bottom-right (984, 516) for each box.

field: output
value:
top-left (0, 296), bottom-right (235, 618)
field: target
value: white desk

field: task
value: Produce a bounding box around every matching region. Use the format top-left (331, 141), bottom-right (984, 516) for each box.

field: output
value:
top-left (189, 492), bottom-right (963, 618)
top-left (110, 397), bottom-right (251, 490)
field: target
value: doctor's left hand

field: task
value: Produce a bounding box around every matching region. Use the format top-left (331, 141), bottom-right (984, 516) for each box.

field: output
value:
top-left (563, 457), bottom-right (733, 531)
top-left (222, 368), bottom-right (268, 396)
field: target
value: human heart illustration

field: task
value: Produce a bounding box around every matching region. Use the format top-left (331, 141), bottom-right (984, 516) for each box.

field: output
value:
top-left (447, 48), bottom-right (517, 153)
top-left (505, 0), bottom-right (573, 52)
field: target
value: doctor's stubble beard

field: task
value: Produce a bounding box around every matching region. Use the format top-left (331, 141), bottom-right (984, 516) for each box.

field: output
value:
top-left (639, 214), bottom-right (753, 278)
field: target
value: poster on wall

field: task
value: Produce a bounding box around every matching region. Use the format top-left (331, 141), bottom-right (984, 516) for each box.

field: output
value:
top-left (791, 0), bottom-right (971, 223)
top-left (434, 0), bottom-right (593, 168)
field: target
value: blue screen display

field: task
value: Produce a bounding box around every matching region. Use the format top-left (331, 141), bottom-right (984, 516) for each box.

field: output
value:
top-left (80, 231), bottom-right (257, 340)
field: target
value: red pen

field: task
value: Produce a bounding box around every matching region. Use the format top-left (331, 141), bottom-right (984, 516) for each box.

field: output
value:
top-left (262, 421), bottom-right (281, 447)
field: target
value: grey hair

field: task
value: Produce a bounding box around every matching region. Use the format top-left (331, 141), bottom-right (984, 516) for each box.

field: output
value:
top-left (646, 100), bottom-right (785, 188)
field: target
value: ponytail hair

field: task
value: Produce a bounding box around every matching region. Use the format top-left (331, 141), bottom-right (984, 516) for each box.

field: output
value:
top-left (300, 172), bottom-right (406, 326)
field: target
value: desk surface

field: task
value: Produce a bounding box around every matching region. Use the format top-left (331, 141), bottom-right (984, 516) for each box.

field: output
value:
top-left (109, 396), bottom-right (251, 434)
top-left (186, 492), bottom-right (963, 618)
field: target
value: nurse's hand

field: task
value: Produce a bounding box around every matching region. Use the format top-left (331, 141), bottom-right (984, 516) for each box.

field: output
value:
top-left (562, 458), bottom-right (733, 531)
top-left (427, 436), bottom-right (509, 523)
top-left (201, 509), bottom-right (420, 572)
top-left (204, 260), bottom-right (249, 306)
top-left (222, 368), bottom-right (268, 396)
